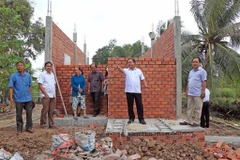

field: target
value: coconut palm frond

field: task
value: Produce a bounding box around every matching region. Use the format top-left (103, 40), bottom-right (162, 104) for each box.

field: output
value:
top-left (190, 0), bottom-right (208, 34)
top-left (215, 43), bottom-right (240, 80)
top-left (181, 31), bottom-right (203, 45)
top-left (218, 22), bottom-right (240, 37)
top-left (230, 36), bottom-right (240, 47)
top-left (222, 0), bottom-right (240, 26)
top-left (204, 0), bottom-right (227, 35)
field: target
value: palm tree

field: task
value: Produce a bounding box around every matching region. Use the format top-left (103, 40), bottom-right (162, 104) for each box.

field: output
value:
top-left (182, 0), bottom-right (240, 94)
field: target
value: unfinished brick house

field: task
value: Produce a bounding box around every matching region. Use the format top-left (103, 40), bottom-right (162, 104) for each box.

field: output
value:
top-left (48, 15), bottom-right (204, 146)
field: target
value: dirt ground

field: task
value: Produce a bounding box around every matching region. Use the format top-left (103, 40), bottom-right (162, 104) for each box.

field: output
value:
top-left (0, 105), bottom-right (239, 159)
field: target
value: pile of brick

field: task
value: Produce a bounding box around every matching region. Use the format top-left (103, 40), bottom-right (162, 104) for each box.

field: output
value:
top-left (205, 141), bottom-right (240, 159)
top-left (120, 137), bottom-right (216, 160)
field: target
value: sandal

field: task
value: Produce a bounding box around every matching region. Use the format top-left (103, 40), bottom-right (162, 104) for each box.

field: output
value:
top-left (25, 128), bottom-right (34, 133)
top-left (84, 116), bottom-right (89, 119)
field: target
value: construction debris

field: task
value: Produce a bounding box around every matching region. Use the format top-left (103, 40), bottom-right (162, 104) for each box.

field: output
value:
top-left (205, 141), bottom-right (240, 159)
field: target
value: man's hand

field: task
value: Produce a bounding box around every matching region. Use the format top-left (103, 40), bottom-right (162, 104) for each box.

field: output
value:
top-left (45, 94), bottom-right (50, 102)
top-left (10, 98), bottom-right (14, 106)
top-left (185, 92), bottom-right (188, 97)
top-left (201, 93), bottom-right (205, 99)
top-left (79, 89), bottom-right (83, 93)
top-left (145, 86), bottom-right (148, 91)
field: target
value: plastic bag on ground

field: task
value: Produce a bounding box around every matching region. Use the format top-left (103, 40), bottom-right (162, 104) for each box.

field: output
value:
top-left (10, 152), bottom-right (24, 160)
top-left (51, 133), bottom-right (74, 150)
top-left (75, 131), bottom-right (96, 151)
top-left (0, 148), bottom-right (12, 160)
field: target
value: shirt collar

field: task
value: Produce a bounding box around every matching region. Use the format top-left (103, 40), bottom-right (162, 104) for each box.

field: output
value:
top-left (128, 67), bottom-right (136, 70)
top-left (44, 70), bottom-right (52, 74)
top-left (18, 72), bottom-right (26, 76)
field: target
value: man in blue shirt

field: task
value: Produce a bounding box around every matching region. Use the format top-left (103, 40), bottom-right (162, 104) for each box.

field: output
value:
top-left (180, 57), bottom-right (207, 127)
top-left (9, 61), bottom-right (33, 135)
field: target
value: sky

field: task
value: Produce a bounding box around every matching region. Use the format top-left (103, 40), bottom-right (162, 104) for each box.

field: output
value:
top-left (30, 0), bottom-right (198, 74)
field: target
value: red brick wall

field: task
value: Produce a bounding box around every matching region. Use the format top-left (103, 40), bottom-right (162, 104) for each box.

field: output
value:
top-left (144, 23), bottom-right (174, 58)
top-left (55, 65), bottom-right (107, 115)
top-left (52, 22), bottom-right (85, 65)
top-left (108, 131), bottom-right (205, 147)
top-left (108, 57), bottom-right (176, 119)
top-left (56, 58), bottom-right (176, 119)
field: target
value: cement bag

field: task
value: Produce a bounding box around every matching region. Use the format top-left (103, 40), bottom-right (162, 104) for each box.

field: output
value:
top-left (51, 133), bottom-right (74, 150)
top-left (0, 148), bottom-right (12, 160)
top-left (75, 131), bottom-right (96, 151)
top-left (10, 152), bottom-right (24, 160)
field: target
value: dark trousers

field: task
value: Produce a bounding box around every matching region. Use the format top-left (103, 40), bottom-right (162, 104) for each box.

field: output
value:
top-left (15, 101), bottom-right (33, 132)
top-left (200, 101), bottom-right (210, 128)
top-left (126, 93), bottom-right (144, 120)
top-left (40, 98), bottom-right (56, 127)
top-left (91, 92), bottom-right (101, 114)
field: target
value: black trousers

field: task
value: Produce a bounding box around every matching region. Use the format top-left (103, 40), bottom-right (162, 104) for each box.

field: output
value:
top-left (200, 101), bottom-right (210, 128)
top-left (15, 101), bottom-right (33, 132)
top-left (91, 92), bottom-right (101, 114)
top-left (126, 93), bottom-right (144, 120)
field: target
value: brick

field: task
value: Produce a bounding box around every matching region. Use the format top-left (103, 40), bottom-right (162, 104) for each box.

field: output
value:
top-left (103, 153), bottom-right (120, 160)
top-left (216, 141), bottom-right (223, 148)
top-left (236, 149), bottom-right (240, 158)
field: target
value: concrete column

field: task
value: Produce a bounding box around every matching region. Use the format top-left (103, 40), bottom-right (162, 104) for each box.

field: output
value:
top-left (73, 32), bottom-right (77, 65)
top-left (44, 16), bottom-right (52, 62)
top-left (174, 16), bottom-right (182, 118)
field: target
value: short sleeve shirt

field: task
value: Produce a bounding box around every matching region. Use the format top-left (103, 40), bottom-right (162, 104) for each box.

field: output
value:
top-left (188, 67), bottom-right (207, 96)
top-left (8, 72), bottom-right (32, 102)
top-left (38, 70), bottom-right (56, 98)
top-left (124, 68), bottom-right (145, 93)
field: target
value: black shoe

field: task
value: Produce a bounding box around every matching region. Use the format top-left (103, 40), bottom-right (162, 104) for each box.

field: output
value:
top-left (191, 122), bottom-right (200, 127)
top-left (127, 119), bottom-right (134, 124)
top-left (77, 114), bottom-right (80, 117)
top-left (93, 113), bottom-right (98, 117)
top-left (139, 119), bottom-right (146, 125)
top-left (179, 121), bottom-right (190, 125)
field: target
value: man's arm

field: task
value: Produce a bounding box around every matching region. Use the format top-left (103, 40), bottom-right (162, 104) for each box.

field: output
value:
top-left (142, 79), bottom-right (148, 90)
top-left (186, 83), bottom-right (189, 97)
top-left (115, 65), bottom-right (124, 74)
top-left (88, 74), bottom-right (91, 93)
top-left (201, 81), bottom-right (207, 99)
top-left (9, 88), bottom-right (14, 105)
top-left (38, 83), bottom-right (49, 99)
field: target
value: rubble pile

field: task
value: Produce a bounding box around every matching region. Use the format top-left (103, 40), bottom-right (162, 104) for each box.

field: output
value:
top-left (123, 137), bottom-right (216, 160)
top-left (35, 135), bottom-right (218, 160)
top-left (205, 141), bottom-right (240, 159)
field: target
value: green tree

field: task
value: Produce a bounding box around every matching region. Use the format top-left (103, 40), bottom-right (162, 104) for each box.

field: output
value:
top-left (0, 0), bottom-right (43, 102)
top-left (0, 0), bottom-right (45, 59)
top-left (181, 0), bottom-right (240, 94)
top-left (92, 40), bottom-right (149, 64)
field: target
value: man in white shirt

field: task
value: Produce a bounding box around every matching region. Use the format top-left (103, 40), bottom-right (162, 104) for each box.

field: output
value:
top-left (38, 61), bottom-right (56, 128)
top-left (200, 88), bottom-right (210, 128)
top-left (115, 58), bottom-right (148, 125)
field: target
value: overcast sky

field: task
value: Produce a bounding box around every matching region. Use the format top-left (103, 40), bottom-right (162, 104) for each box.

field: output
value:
top-left (31, 0), bottom-right (198, 73)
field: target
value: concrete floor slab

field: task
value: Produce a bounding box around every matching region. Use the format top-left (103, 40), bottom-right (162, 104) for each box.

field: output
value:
top-left (54, 114), bottom-right (108, 127)
top-left (106, 119), bottom-right (204, 136)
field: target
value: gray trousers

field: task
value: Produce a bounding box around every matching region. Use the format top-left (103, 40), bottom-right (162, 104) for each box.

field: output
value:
top-left (16, 101), bottom-right (33, 132)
